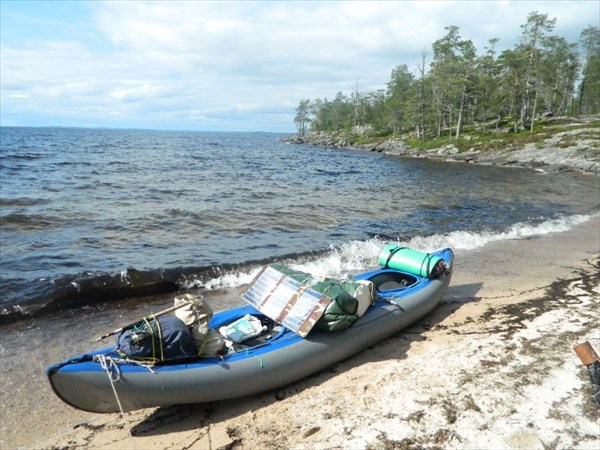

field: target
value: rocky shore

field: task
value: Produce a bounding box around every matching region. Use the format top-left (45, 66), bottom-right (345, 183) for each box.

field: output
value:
top-left (289, 116), bottom-right (600, 175)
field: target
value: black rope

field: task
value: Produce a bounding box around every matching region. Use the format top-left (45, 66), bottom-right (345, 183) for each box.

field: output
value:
top-left (421, 253), bottom-right (433, 277)
top-left (384, 246), bottom-right (405, 268)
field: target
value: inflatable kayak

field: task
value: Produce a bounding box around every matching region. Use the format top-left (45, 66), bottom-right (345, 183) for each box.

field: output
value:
top-left (47, 247), bottom-right (453, 413)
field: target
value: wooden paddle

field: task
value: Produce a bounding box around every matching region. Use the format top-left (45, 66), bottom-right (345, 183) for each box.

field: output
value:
top-left (92, 300), bottom-right (191, 343)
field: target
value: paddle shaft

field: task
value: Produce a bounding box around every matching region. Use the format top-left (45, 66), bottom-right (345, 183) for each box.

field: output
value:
top-left (92, 301), bottom-right (191, 343)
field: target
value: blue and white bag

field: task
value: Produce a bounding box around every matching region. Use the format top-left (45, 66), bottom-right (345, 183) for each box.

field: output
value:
top-left (219, 314), bottom-right (266, 343)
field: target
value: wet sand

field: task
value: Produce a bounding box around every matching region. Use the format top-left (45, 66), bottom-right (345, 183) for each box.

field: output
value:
top-left (1, 215), bottom-right (598, 449)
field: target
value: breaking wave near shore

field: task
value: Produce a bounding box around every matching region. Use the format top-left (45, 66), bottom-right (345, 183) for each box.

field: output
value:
top-left (2, 213), bottom-right (594, 325)
top-left (201, 213), bottom-right (597, 289)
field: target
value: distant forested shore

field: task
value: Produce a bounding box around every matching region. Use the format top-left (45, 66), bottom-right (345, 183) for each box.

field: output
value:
top-left (292, 12), bottom-right (599, 148)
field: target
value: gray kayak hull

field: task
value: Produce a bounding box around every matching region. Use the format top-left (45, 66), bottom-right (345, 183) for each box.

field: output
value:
top-left (48, 249), bottom-right (453, 413)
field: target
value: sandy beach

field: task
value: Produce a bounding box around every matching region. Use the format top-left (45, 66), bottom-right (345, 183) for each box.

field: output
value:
top-left (1, 215), bottom-right (599, 450)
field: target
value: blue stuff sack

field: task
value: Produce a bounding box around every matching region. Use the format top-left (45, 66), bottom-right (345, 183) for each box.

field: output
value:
top-left (117, 315), bottom-right (197, 362)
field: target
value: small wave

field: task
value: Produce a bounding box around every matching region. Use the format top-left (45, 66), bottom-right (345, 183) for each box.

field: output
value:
top-left (0, 197), bottom-right (51, 207)
top-left (315, 168), bottom-right (361, 176)
top-left (0, 152), bottom-right (46, 161)
top-left (54, 161), bottom-right (93, 167)
top-left (0, 213), bottom-right (65, 231)
top-left (407, 213), bottom-right (595, 251)
top-left (196, 213), bottom-right (596, 290)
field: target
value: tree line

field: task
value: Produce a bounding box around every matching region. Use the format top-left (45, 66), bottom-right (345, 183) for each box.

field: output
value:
top-left (294, 12), bottom-right (599, 139)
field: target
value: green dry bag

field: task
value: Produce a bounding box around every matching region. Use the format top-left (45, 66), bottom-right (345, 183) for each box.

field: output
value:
top-left (378, 245), bottom-right (444, 278)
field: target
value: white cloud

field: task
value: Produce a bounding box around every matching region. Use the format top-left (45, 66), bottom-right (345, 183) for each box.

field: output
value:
top-left (1, 0), bottom-right (597, 131)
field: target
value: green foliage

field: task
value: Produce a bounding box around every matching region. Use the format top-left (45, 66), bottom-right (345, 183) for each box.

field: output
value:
top-left (401, 116), bottom-right (599, 154)
top-left (405, 136), bottom-right (449, 151)
top-left (294, 13), bottom-right (598, 146)
top-left (294, 99), bottom-right (311, 136)
top-left (578, 26), bottom-right (600, 114)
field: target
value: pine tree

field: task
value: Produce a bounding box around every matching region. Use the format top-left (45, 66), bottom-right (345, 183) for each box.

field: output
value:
top-left (518, 11), bottom-right (556, 131)
top-left (294, 99), bottom-right (311, 136)
top-left (578, 26), bottom-right (600, 114)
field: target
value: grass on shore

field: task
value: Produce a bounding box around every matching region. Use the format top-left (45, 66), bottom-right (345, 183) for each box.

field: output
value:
top-left (340, 115), bottom-right (600, 155)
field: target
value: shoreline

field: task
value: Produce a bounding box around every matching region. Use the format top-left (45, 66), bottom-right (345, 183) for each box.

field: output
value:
top-left (289, 115), bottom-right (600, 175)
top-left (2, 216), bottom-right (598, 449)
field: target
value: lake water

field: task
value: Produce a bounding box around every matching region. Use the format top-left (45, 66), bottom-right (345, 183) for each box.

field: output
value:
top-left (1, 127), bottom-right (598, 323)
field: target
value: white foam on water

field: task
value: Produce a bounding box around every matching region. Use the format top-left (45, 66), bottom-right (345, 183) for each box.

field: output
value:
top-left (410, 212), bottom-right (594, 251)
top-left (198, 213), bottom-right (596, 290)
top-left (203, 270), bottom-right (258, 290)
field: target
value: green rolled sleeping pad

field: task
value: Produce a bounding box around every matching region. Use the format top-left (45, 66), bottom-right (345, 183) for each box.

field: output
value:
top-left (378, 245), bottom-right (445, 278)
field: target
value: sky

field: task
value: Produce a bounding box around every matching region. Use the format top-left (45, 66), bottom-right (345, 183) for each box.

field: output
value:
top-left (1, 1), bottom-right (598, 133)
